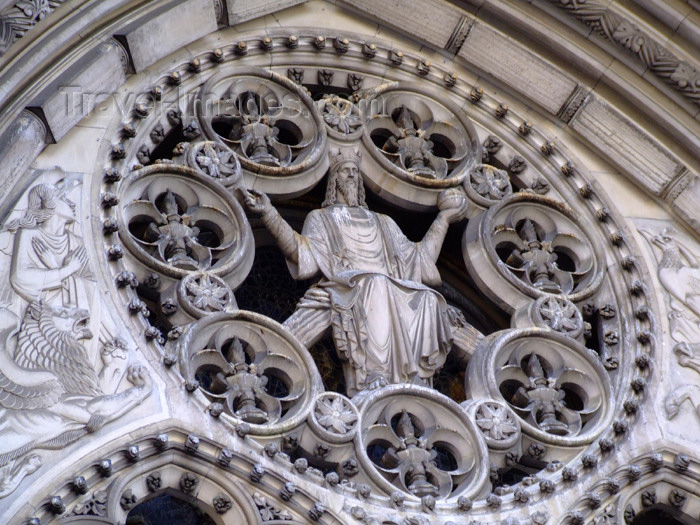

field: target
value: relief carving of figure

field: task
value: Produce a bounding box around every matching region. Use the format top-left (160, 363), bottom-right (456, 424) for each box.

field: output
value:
top-left (0, 181), bottom-right (152, 497)
top-left (241, 148), bottom-right (468, 396)
top-left (640, 226), bottom-right (700, 424)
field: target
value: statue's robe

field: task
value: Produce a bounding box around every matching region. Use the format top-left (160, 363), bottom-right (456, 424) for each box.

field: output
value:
top-left (287, 204), bottom-right (453, 396)
top-left (11, 227), bottom-right (92, 308)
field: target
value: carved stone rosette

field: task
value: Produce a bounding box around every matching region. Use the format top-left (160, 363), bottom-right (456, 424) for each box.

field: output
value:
top-left (354, 385), bottom-right (490, 501)
top-left (117, 164), bottom-right (253, 283)
top-left (178, 311), bottom-right (323, 435)
top-left (360, 82), bottom-right (480, 209)
top-left (463, 192), bottom-right (605, 313)
top-left (197, 66), bottom-right (328, 198)
top-left (467, 329), bottom-right (614, 448)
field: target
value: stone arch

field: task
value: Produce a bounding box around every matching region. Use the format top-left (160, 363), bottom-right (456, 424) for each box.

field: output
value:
top-left (0, 2), bottom-right (698, 525)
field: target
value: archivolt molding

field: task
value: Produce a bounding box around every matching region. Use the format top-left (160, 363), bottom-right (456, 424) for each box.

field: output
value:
top-left (19, 427), bottom-right (340, 525)
top-left (0, 0), bottom-right (65, 57)
top-left (541, 0), bottom-right (700, 108)
top-left (560, 449), bottom-right (700, 525)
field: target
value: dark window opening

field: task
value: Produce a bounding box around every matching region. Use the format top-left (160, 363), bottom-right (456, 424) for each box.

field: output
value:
top-left (631, 505), bottom-right (700, 525)
top-left (126, 492), bottom-right (216, 525)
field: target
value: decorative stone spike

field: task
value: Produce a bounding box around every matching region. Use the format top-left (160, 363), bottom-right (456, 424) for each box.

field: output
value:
top-left (111, 143), bottom-right (126, 159)
top-left (264, 442), bottom-right (279, 457)
top-left (126, 445), bottom-right (140, 462)
top-left (624, 399), bottom-right (639, 414)
top-left (280, 482), bottom-right (296, 501)
top-left (586, 493), bottom-right (602, 509)
top-left (650, 453), bottom-right (664, 470)
top-left (107, 244), bottom-right (123, 260)
top-left (470, 86), bottom-right (484, 103)
top-left (599, 438), bottom-right (615, 452)
top-left (218, 448), bottom-right (233, 466)
top-left (49, 496), bottom-right (65, 514)
top-left (73, 476), bottom-right (88, 494)
top-left (628, 464), bottom-right (642, 480)
top-left (631, 377), bottom-right (646, 392)
top-left (606, 478), bottom-right (621, 494)
top-left (495, 103), bottom-right (509, 118)
top-left (155, 433), bottom-right (168, 450)
top-left (309, 502), bottom-right (326, 521)
top-left (613, 420), bottom-right (629, 434)
top-left (122, 122), bottom-right (136, 137)
top-left (250, 463), bottom-right (265, 482)
top-left (363, 42), bottom-right (377, 57)
top-left (519, 121), bottom-right (532, 135)
top-left (417, 59), bottom-right (430, 75)
top-left (581, 454), bottom-right (597, 468)
top-left (334, 36), bottom-right (349, 53)
top-left (185, 434), bottom-right (200, 453)
top-left (313, 35), bottom-right (326, 49)
top-left (540, 141), bottom-right (555, 155)
top-left (539, 479), bottom-right (555, 493)
top-left (99, 459), bottom-right (113, 477)
top-left (104, 167), bottom-right (121, 182)
top-left (561, 161), bottom-right (575, 176)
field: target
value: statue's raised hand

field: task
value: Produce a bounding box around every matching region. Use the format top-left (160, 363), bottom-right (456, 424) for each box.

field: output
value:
top-left (238, 188), bottom-right (273, 216)
top-left (63, 246), bottom-right (88, 274)
top-left (437, 188), bottom-right (469, 224)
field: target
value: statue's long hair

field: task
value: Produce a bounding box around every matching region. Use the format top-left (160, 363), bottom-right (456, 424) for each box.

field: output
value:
top-left (1, 184), bottom-right (69, 232)
top-left (322, 169), bottom-right (367, 208)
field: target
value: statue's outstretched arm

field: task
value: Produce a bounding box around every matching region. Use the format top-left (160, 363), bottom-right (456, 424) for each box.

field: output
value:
top-left (239, 188), bottom-right (300, 264)
top-left (418, 213), bottom-right (451, 263)
top-left (418, 193), bottom-right (468, 263)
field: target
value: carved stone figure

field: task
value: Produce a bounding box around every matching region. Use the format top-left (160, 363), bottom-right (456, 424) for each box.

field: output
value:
top-left (647, 227), bottom-right (700, 318)
top-left (241, 148), bottom-right (468, 396)
top-left (0, 181), bottom-right (153, 498)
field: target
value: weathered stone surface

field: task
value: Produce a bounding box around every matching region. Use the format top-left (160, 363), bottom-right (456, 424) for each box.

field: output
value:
top-left (340, 0), bottom-right (466, 49)
top-left (0, 111), bottom-right (45, 221)
top-left (119, 0), bottom-right (217, 72)
top-left (570, 95), bottom-right (684, 195)
top-left (671, 174), bottom-right (700, 233)
top-left (30, 41), bottom-right (126, 142)
top-left (226, 0), bottom-right (308, 25)
top-left (458, 21), bottom-right (578, 115)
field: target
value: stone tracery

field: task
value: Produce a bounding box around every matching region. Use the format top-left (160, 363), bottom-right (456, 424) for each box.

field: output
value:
top-left (0, 28), bottom-right (664, 525)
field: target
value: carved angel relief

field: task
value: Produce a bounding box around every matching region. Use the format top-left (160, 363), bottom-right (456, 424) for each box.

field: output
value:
top-left (0, 176), bottom-right (152, 498)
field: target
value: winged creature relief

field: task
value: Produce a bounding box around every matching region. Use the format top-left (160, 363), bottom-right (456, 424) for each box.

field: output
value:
top-left (640, 227), bottom-right (700, 423)
top-left (0, 179), bottom-right (152, 498)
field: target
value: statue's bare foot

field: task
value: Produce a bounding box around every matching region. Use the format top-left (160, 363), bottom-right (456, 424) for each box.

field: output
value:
top-left (367, 375), bottom-right (388, 390)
